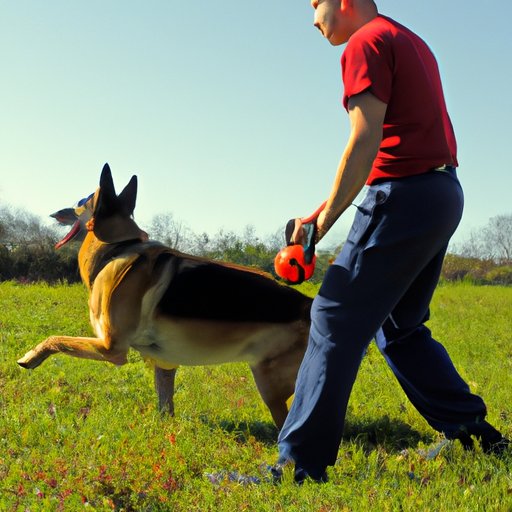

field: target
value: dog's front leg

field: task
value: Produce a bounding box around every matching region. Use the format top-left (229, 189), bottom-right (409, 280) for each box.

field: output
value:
top-left (17, 335), bottom-right (127, 369)
top-left (154, 366), bottom-right (177, 415)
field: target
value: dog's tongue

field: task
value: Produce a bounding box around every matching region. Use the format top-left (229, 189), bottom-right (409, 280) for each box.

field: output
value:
top-left (55, 221), bottom-right (81, 249)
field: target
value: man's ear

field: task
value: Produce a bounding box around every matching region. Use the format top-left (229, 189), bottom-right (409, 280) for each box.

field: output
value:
top-left (118, 175), bottom-right (138, 217)
top-left (340, 0), bottom-right (354, 13)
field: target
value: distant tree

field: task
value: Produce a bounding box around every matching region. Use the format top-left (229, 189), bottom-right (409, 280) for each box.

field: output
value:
top-left (455, 230), bottom-right (485, 260)
top-left (266, 227), bottom-right (285, 254)
top-left (188, 225), bottom-right (279, 275)
top-left (146, 212), bottom-right (193, 252)
top-left (200, 229), bottom-right (248, 263)
top-left (456, 213), bottom-right (512, 264)
top-left (0, 204), bottom-right (80, 282)
top-left (481, 214), bottom-right (512, 264)
top-left (189, 232), bottom-right (211, 256)
top-left (0, 205), bottom-right (57, 247)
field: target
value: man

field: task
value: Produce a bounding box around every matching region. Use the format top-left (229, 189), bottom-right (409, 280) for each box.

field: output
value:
top-left (274, 0), bottom-right (508, 484)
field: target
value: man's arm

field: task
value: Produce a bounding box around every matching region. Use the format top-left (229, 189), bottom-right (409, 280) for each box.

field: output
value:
top-left (315, 91), bottom-right (387, 241)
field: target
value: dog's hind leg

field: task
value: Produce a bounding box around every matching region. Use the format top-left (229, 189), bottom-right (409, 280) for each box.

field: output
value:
top-left (251, 359), bottom-right (299, 430)
top-left (17, 336), bottom-right (127, 369)
top-left (154, 366), bottom-right (177, 415)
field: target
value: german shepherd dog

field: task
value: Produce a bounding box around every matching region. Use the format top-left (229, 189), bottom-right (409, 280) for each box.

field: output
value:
top-left (17, 164), bottom-right (312, 428)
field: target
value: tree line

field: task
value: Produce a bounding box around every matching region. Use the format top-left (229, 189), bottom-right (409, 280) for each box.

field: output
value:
top-left (1, 205), bottom-right (511, 285)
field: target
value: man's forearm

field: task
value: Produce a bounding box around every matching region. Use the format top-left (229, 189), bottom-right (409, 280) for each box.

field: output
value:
top-left (317, 137), bottom-right (374, 239)
top-left (316, 91), bottom-right (386, 241)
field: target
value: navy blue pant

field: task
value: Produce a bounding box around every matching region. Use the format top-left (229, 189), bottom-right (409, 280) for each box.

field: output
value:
top-left (278, 170), bottom-right (490, 475)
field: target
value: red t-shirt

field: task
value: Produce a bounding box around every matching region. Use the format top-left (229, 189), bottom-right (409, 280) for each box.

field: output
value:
top-left (341, 15), bottom-right (458, 185)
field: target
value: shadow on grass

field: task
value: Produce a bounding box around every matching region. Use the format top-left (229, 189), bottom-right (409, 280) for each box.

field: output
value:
top-left (201, 416), bottom-right (279, 445)
top-left (204, 414), bottom-right (432, 452)
top-left (343, 415), bottom-right (434, 453)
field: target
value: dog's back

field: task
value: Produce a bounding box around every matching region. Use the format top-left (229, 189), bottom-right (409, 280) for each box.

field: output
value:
top-left (155, 251), bottom-right (312, 323)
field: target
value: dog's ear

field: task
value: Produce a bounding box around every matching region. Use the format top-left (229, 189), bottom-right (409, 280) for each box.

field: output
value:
top-left (99, 163), bottom-right (116, 197)
top-left (93, 164), bottom-right (144, 244)
top-left (118, 175), bottom-right (138, 217)
top-left (95, 163), bottom-right (117, 218)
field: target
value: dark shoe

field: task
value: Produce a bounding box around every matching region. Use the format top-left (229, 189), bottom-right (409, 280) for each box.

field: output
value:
top-left (453, 422), bottom-right (509, 455)
top-left (476, 421), bottom-right (509, 455)
top-left (454, 431), bottom-right (475, 451)
top-left (269, 462), bottom-right (328, 485)
top-left (294, 467), bottom-right (328, 485)
top-left (269, 463), bottom-right (286, 484)
top-left (481, 436), bottom-right (510, 455)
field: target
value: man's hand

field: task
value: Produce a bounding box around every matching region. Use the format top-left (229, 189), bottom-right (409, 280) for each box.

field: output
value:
top-left (289, 218), bottom-right (307, 245)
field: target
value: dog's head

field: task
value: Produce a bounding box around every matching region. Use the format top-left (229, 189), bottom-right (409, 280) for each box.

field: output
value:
top-left (52, 163), bottom-right (147, 249)
top-left (51, 195), bottom-right (94, 249)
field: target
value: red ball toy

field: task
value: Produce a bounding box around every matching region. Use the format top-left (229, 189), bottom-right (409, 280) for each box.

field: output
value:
top-left (274, 244), bottom-right (316, 285)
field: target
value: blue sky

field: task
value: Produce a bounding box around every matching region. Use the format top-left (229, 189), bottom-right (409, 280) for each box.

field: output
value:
top-left (1, 1), bottom-right (511, 250)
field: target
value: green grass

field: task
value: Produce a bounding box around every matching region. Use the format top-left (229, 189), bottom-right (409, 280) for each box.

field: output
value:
top-left (1, 281), bottom-right (511, 511)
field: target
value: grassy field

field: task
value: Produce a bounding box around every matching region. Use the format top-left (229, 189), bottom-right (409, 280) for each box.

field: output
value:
top-left (0, 281), bottom-right (511, 511)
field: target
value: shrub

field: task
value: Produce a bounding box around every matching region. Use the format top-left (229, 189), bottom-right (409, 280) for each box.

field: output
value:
top-left (484, 265), bottom-right (512, 285)
top-left (441, 254), bottom-right (495, 283)
top-left (0, 243), bottom-right (80, 283)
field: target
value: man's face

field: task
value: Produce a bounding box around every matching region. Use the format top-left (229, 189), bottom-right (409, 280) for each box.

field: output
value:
top-left (311, 0), bottom-right (350, 46)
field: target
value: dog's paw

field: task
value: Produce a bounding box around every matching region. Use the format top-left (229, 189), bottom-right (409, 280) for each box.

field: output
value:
top-left (17, 350), bottom-right (41, 369)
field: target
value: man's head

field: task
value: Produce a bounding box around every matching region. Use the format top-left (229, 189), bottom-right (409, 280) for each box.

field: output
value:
top-left (310, 0), bottom-right (378, 46)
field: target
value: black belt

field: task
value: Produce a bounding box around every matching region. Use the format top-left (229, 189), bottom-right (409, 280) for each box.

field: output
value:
top-left (371, 165), bottom-right (458, 185)
top-left (430, 164), bottom-right (457, 176)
